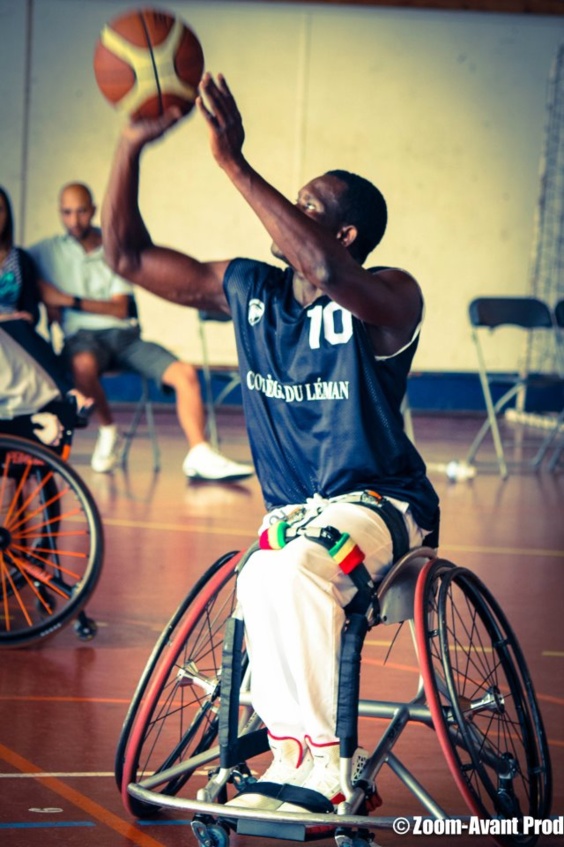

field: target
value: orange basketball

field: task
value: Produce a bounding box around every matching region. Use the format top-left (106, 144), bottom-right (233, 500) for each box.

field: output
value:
top-left (93, 8), bottom-right (204, 120)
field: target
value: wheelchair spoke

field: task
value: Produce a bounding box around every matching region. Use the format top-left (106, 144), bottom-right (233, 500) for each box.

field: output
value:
top-left (0, 435), bottom-right (103, 646)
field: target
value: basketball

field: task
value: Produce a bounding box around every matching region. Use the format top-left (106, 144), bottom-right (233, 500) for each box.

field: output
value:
top-left (93, 8), bottom-right (204, 120)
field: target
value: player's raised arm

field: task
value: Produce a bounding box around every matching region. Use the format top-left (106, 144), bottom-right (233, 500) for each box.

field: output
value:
top-left (196, 74), bottom-right (420, 332)
top-left (197, 74), bottom-right (346, 287)
top-left (101, 111), bottom-right (230, 314)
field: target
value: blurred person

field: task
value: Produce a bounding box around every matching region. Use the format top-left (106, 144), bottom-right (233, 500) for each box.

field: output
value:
top-left (29, 182), bottom-right (253, 480)
top-left (0, 185), bottom-right (76, 399)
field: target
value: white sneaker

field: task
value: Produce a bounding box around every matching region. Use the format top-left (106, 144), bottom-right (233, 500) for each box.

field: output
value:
top-left (277, 741), bottom-right (369, 812)
top-left (182, 443), bottom-right (254, 482)
top-left (227, 735), bottom-right (314, 810)
top-left (91, 425), bottom-right (121, 473)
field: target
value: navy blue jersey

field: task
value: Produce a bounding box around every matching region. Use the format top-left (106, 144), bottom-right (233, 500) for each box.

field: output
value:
top-left (224, 258), bottom-right (439, 532)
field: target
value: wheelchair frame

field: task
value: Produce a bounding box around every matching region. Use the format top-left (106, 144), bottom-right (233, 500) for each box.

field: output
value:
top-left (115, 546), bottom-right (552, 847)
top-left (0, 430), bottom-right (104, 647)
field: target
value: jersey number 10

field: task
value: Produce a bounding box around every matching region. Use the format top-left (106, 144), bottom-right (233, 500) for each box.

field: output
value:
top-left (307, 303), bottom-right (353, 350)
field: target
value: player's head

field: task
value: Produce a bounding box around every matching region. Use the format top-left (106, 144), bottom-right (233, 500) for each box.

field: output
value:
top-left (271, 170), bottom-right (387, 266)
top-left (59, 182), bottom-right (96, 242)
top-left (0, 186), bottom-right (14, 247)
top-left (325, 170), bottom-right (388, 263)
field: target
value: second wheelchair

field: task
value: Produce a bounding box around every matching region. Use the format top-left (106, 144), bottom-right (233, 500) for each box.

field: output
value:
top-left (0, 399), bottom-right (104, 647)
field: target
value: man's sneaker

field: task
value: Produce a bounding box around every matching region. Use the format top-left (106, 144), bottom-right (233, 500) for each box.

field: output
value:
top-left (277, 740), bottom-right (369, 813)
top-left (91, 425), bottom-right (121, 473)
top-left (182, 443), bottom-right (254, 482)
top-left (226, 735), bottom-right (314, 810)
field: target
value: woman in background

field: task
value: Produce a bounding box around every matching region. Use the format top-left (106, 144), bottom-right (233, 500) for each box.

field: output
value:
top-left (0, 185), bottom-right (73, 396)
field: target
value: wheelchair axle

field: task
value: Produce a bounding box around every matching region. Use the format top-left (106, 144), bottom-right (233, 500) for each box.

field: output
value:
top-left (458, 686), bottom-right (505, 717)
top-left (177, 662), bottom-right (220, 697)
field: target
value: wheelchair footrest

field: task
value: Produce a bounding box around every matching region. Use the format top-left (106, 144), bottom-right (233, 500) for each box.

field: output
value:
top-left (236, 817), bottom-right (308, 841)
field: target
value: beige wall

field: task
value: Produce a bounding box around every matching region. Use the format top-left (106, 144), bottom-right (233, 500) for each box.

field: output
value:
top-left (1, 0), bottom-right (562, 368)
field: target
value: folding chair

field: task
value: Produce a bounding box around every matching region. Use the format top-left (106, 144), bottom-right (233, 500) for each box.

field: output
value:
top-left (197, 310), bottom-right (241, 451)
top-left (116, 372), bottom-right (160, 471)
top-left (547, 298), bottom-right (564, 472)
top-left (103, 296), bottom-right (160, 472)
top-left (465, 296), bottom-right (564, 479)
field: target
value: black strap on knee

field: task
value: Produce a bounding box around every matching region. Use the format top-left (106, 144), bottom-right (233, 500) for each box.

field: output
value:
top-left (336, 612), bottom-right (369, 758)
top-left (320, 493), bottom-right (411, 756)
top-left (218, 617), bottom-right (270, 768)
top-left (219, 616), bottom-right (244, 768)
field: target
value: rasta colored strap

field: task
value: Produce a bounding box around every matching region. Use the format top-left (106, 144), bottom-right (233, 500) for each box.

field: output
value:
top-left (301, 524), bottom-right (374, 600)
top-left (258, 490), bottom-right (410, 565)
top-left (257, 492), bottom-right (410, 618)
top-left (259, 520), bottom-right (291, 550)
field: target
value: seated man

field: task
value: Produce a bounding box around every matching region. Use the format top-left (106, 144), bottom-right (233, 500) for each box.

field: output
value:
top-left (28, 182), bottom-right (253, 480)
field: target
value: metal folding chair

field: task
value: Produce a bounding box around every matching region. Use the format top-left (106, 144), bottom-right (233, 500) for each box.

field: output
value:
top-left (465, 296), bottom-right (564, 479)
top-left (117, 372), bottom-right (160, 471)
top-left (547, 298), bottom-right (564, 472)
top-left (197, 310), bottom-right (241, 451)
top-left (103, 296), bottom-right (160, 472)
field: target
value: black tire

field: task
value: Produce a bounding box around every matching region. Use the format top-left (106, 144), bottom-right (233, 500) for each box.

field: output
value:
top-left (116, 550), bottom-right (244, 817)
top-left (0, 434), bottom-right (104, 647)
top-left (415, 559), bottom-right (552, 847)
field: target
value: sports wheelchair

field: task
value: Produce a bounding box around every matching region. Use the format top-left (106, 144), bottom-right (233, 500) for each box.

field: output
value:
top-left (115, 543), bottom-right (552, 847)
top-left (0, 399), bottom-right (104, 647)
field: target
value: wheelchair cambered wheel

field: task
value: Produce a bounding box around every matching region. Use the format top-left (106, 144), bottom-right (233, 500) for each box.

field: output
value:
top-left (116, 551), bottom-right (242, 817)
top-left (415, 559), bottom-right (551, 847)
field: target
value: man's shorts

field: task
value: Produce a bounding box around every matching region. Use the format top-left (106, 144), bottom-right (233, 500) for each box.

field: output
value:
top-left (63, 327), bottom-right (177, 388)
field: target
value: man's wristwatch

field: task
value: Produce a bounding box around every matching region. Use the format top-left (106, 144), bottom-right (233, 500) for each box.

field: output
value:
top-left (72, 296), bottom-right (83, 311)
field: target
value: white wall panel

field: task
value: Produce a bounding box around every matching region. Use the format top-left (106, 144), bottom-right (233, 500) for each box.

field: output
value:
top-left (1, 0), bottom-right (562, 368)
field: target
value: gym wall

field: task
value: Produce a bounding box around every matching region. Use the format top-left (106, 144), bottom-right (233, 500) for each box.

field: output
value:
top-left (1, 1), bottom-right (562, 400)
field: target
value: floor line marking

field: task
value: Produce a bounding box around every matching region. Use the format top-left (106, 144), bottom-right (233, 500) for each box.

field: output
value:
top-left (0, 742), bottom-right (166, 847)
top-left (0, 696), bottom-right (131, 704)
top-left (103, 517), bottom-right (252, 536)
top-left (0, 772), bottom-right (115, 778)
top-left (0, 822), bottom-right (95, 830)
top-left (3, 675), bottom-right (563, 709)
top-left (137, 820), bottom-right (197, 827)
top-left (440, 544), bottom-right (564, 559)
top-left (101, 518), bottom-right (564, 558)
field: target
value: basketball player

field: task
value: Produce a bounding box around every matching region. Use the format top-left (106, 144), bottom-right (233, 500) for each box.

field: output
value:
top-left (102, 73), bottom-right (440, 810)
top-left (29, 182), bottom-right (253, 481)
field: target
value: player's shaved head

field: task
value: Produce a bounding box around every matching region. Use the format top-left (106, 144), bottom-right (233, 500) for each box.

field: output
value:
top-left (58, 182), bottom-right (96, 242)
top-left (59, 182), bottom-right (94, 208)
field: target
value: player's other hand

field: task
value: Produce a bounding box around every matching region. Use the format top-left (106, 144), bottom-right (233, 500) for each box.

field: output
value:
top-left (121, 106), bottom-right (184, 148)
top-left (197, 73), bottom-right (245, 173)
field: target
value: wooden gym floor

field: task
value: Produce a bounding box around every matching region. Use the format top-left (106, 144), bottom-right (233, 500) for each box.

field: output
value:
top-left (0, 408), bottom-right (562, 847)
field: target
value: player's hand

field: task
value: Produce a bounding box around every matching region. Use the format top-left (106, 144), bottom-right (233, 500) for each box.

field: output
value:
top-left (31, 413), bottom-right (64, 447)
top-left (197, 73), bottom-right (245, 172)
top-left (121, 107), bottom-right (184, 148)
